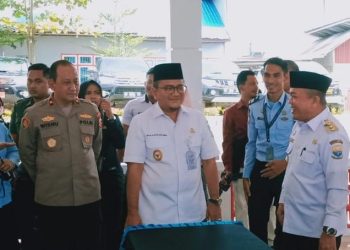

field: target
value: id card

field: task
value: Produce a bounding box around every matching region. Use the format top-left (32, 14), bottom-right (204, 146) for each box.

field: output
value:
top-left (186, 149), bottom-right (197, 170)
top-left (266, 145), bottom-right (274, 161)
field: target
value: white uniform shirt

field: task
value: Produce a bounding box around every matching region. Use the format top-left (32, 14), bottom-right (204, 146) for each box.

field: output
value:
top-left (280, 108), bottom-right (349, 238)
top-left (122, 96), bottom-right (153, 125)
top-left (124, 103), bottom-right (219, 224)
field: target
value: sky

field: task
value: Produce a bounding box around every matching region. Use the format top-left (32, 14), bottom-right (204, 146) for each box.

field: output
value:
top-left (2, 0), bottom-right (350, 58)
top-left (82, 0), bottom-right (350, 58)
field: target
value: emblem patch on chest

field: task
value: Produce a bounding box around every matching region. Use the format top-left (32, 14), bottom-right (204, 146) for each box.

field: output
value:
top-left (47, 138), bottom-right (56, 148)
top-left (153, 149), bottom-right (163, 161)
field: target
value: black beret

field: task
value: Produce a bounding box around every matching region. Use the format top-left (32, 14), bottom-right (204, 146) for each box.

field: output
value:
top-left (153, 63), bottom-right (183, 82)
top-left (290, 71), bottom-right (332, 93)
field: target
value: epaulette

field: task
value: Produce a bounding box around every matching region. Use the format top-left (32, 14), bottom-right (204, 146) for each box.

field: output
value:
top-left (79, 98), bottom-right (94, 105)
top-left (324, 119), bottom-right (338, 132)
top-left (249, 94), bottom-right (263, 105)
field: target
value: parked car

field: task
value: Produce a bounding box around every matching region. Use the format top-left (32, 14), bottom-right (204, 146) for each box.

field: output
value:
top-left (90, 57), bottom-right (149, 107)
top-left (0, 57), bottom-right (29, 106)
top-left (202, 59), bottom-right (241, 105)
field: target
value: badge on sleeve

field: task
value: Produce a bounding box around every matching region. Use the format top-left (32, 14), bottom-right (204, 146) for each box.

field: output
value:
top-left (22, 116), bottom-right (30, 129)
top-left (330, 139), bottom-right (343, 159)
top-left (153, 149), bottom-right (163, 161)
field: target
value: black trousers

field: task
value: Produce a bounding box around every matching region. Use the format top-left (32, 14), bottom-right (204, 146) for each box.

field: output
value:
top-left (282, 232), bottom-right (342, 250)
top-left (37, 200), bottom-right (102, 250)
top-left (248, 160), bottom-right (284, 249)
top-left (100, 169), bottom-right (126, 250)
top-left (12, 177), bottom-right (40, 250)
top-left (0, 202), bottom-right (20, 250)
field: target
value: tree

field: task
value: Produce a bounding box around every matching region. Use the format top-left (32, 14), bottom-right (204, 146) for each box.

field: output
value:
top-left (0, 26), bottom-right (26, 49)
top-left (90, 0), bottom-right (148, 57)
top-left (0, 0), bottom-right (92, 63)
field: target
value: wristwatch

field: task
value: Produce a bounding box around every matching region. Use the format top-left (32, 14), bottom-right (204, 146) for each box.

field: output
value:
top-left (323, 226), bottom-right (337, 236)
top-left (208, 198), bottom-right (222, 206)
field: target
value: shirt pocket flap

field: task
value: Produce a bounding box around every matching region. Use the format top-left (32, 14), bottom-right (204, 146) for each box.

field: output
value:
top-left (80, 125), bottom-right (95, 135)
top-left (80, 126), bottom-right (95, 149)
top-left (40, 127), bottom-right (62, 151)
top-left (300, 150), bottom-right (315, 164)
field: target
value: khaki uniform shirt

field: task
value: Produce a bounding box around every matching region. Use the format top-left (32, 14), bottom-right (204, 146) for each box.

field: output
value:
top-left (19, 96), bottom-right (102, 206)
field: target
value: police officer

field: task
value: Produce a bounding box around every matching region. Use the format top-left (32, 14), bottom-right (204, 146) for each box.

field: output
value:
top-left (10, 63), bottom-right (50, 250)
top-left (243, 57), bottom-right (293, 248)
top-left (277, 71), bottom-right (349, 250)
top-left (124, 63), bottom-right (221, 226)
top-left (19, 60), bottom-right (102, 250)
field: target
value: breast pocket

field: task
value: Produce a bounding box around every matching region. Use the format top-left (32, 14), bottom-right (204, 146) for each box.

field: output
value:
top-left (145, 137), bottom-right (169, 162)
top-left (80, 125), bottom-right (95, 149)
top-left (296, 149), bottom-right (318, 178)
top-left (40, 127), bottom-right (62, 152)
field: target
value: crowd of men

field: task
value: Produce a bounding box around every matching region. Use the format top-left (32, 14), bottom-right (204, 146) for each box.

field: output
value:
top-left (0, 57), bottom-right (348, 250)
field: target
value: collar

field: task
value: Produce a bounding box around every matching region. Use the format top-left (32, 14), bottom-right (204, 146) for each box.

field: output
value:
top-left (263, 91), bottom-right (287, 107)
top-left (297, 108), bottom-right (329, 132)
top-left (151, 102), bottom-right (189, 119)
top-left (48, 93), bottom-right (80, 106)
top-left (236, 99), bottom-right (248, 109)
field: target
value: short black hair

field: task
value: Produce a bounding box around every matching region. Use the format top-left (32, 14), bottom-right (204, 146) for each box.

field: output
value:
top-left (28, 63), bottom-right (50, 78)
top-left (263, 57), bottom-right (288, 73)
top-left (236, 70), bottom-right (256, 90)
top-left (78, 80), bottom-right (102, 99)
top-left (285, 60), bottom-right (299, 72)
top-left (49, 60), bottom-right (73, 81)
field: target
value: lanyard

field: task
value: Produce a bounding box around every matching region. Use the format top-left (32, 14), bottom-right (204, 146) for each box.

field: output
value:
top-left (263, 94), bottom-right (287, 142)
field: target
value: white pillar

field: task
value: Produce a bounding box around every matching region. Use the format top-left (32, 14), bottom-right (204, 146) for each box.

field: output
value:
top-left (167, 0), bottom-right (203, 110)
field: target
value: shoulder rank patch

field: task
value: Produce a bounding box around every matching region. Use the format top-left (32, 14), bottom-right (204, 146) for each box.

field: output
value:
top-left (22, 116), bottom-right (30, 129)
top-left (41, 115), bottom-right (55, 122)
top-left (324, 119), bottom-right (338, 132)
top-left (330, 139), bottom-right (343, 159)
top-left (80, 113), bottom-right (93, 119)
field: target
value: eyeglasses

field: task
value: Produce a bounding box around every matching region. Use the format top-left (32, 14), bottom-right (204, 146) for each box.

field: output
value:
top-left (157, 84), bottom-right (187, 94)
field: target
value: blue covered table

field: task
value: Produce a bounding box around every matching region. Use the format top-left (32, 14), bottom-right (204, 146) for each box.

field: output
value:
top-left (121, 221), bottom-right (271, 250)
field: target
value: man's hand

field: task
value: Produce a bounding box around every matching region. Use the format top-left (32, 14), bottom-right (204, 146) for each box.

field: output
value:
top-left (260, 159), bottom-right (287, 179)
top-left (319, 232), bottom-right (336, 250)
top-left (207, 202), bottom-right (222, 221)
top-left (276, 203), bottom-right (284, 225)
top-left (0, 159), bottom-right (15, 172)
top-left (125, 212), bottom-right (142, 227)
top-left (219, 170), bottom-right (232, 194)
top-left (243, 178), bottom-right (251, 203)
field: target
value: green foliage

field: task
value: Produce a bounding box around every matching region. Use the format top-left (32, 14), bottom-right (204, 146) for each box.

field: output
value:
top-left (89, 0), bottom-right (147, 57)
top-left (0, 0), bottom-right (92, 62)
top-left (0, 26), bottom-right (25, 48)
top-left (90, 33), bottom-right (149, 57)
